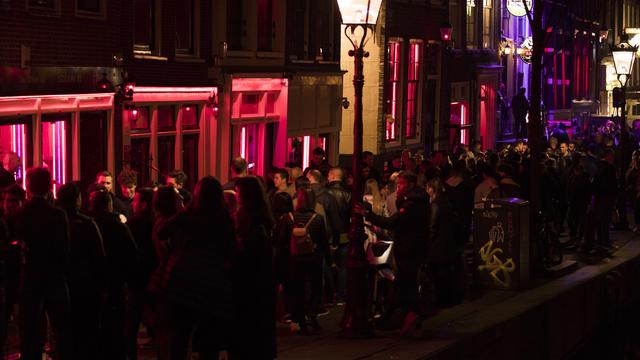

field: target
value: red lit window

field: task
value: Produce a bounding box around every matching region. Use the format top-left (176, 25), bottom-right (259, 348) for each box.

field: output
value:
top-left (240, 93), bottom-right (260, 115)
top-left (406, 41), bottom-right (422, 139)
top-left (157, 106), bottom-right (176, 131)
top-left (134, 0), bottom-right (155, 53)
top-left (175, 0), bottom-right (195, 54)
top-left (130, 138), bottom-right (150, 187)
top-left (181, 105), bottom-right (199, 129)
top-left (384, 40), bottom-right (401, 141)
top-left (182, 134), bottom-right (199, 191)
top-left (130, 107), bottom-right (150, 132)
top-left (158, 136), bottom-right (176, 183)
top-left (41, 115), bottom-right (70, 196)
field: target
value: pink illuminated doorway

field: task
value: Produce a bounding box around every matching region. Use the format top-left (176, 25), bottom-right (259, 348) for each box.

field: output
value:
top-left (479, 82), bottom-right (496, 150)
top-left (450, 102), bottom-right (470, 149)
top-left (0, 117), bottom-right (32, 188)
top-left (286, 134), bottom-right (328, 170)
top-left (234, 122), bottom-right (276, 176)
top-left (42, 114), bottom-right (71, 195)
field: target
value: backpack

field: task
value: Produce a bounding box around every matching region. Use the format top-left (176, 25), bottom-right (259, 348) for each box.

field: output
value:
top-left (289, 212), bottom-right (317, 256)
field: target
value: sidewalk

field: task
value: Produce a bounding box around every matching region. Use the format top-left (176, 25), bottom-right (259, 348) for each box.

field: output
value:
top-left (276, 230), bottom-right (640, 360)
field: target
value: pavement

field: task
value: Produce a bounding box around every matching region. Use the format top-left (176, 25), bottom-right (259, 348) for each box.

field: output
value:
top-left (5, 229), bottom-right (639, 360)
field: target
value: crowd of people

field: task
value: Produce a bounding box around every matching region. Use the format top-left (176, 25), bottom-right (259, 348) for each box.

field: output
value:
top-left (0, 125), bottom-right (635, 359)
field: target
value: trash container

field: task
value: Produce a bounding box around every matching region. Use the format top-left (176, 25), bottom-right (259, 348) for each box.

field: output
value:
top-left (473, 198), bottom-right (529, 290)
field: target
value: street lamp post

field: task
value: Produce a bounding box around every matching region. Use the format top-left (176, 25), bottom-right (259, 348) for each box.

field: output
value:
top-left (337, 0), bottom-right (382, 338)
top-left (611, 33), bottom-right (638, 133)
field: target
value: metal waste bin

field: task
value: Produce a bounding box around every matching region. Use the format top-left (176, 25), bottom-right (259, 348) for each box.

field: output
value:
top-left (473, 198), bottom-right (529, 290)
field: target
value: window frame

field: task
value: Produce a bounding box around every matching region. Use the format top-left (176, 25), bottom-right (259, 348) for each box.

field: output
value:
top-left (134, 0), bottom-right (162, 56)
top-left (175, 0), bottom-right (200, 57)
top-left (26, 0), bottom-right (61, 15)
top-left (405, 40), bottom-right (424, 141)
top-left (384, 39), bottom-right (403, 143)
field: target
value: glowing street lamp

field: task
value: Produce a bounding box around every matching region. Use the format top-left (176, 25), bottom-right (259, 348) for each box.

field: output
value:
top-left (611, 33), bottom-right (637, 87)
top-left (337, 0), bottom-right (382, 339)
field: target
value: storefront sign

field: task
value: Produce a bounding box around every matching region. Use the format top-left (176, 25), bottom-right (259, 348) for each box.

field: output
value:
top-left (506, 0), bottom-right (532, 17)
top-left (518, 36), bottom-right (533, 64)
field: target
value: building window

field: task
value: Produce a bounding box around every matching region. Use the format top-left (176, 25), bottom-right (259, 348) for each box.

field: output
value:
top-left (175, 0), bottom-right (195, 54)
top-left (227, 0), bottom-right (245, 50)
top-left (257, 0), bottom-right (273, 51)
top-left (157, 105), bottom-right (176, 131)
top-left (134, 0), bottom-right (156, 54)
top-left (182, 134), bottom-right (199, 191)
top-left (76, 0), bottom-right (104, 16)
top-left (466, 0), bottom-right (476, 48)
top-left (182, 105), bottom-right (199, 129)
top-left (482, 0), bottom-right (492, 48)
top-left (385, 40), bottom-right (402, 141)
top-left (405, 41), bottom-right (422, 139)
top-left (28, 0), bottom-right (55, 8)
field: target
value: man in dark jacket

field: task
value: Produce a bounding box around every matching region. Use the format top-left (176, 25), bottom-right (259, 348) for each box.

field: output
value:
top-left (593, 149), bottom-right (617, 252)
top-left (512, 87), bottom-right (530, 139)
top-left (326, 167), bottom-right (351, 304)
top-left (57, 183), bottom-right (107, 360)
top-left (8, 167), bottom-right (72, 360)
top-left (357, 171), bottom-right (429, 336)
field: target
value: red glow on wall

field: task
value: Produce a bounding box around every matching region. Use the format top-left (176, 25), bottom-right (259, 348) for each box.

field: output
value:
top-left (562, 51), bottom-right (566, 107)
top-left (240, 126), bottom-right (246, 160)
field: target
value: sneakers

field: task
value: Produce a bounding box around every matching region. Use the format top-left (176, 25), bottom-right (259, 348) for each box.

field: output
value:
top-left (400, 311), bottom-right (420, 337)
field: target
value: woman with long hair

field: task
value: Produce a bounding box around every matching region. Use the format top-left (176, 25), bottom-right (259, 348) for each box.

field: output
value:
top-left (232, 176), bottom-right (277, 359)
top-left (154, 177), bottom-right (234, 360)
top-left (276, 187), bottom-right (329, 334)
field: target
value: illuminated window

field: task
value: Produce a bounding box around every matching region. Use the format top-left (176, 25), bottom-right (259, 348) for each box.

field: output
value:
top-left (406, 41), bottom-right (422, 139)
top-left (157, 105), bottom-right (176, 131)
top-left (482, 0), bottom-right (492, 48)
top-left (175, 0), bottom-right (195, 55)
top-left (466, 0), bottom-right (476, 48)
top-left (130, 107), bottom-right (150, 132)
top-left (42, 116), bottom-right (70, 196)
top-left (182, 105), bottom-right (199, 129)
top-left (385, 40), bottom-right (402, 141)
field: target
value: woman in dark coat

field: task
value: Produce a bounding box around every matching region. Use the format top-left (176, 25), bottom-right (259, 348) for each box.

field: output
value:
top-left (155, 177), bottom-right (234, 360)
top-left (276, 187), bottom-right (329, 334)
top-left (232, 176), bottom-right (277, 359)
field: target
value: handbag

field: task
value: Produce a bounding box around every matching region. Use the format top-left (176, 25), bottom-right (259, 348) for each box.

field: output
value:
top-left (366, 240), bottom-right (393, 266)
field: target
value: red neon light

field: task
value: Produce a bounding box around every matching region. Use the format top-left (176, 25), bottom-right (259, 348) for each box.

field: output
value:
top-left (575, 50), bottom-right (580, 97)
top-left (131, 108), bottom-right (139, 120)
top-left (443, 34), bottom-right (450, 40)
top-left (386, 41), bottom-right (400, 141)
top-left (544, 48), bottom-right (554, 53)
top-left (133, 86), bottom-right (217, 94)
top-left (406, 42), bottom-right (421, 138)
top-left (584, 53), bottom-right (588, 95)
top-left (302, 136), bottom-right (310, 170)
top-left (11, 124), bottom-right (27, 189)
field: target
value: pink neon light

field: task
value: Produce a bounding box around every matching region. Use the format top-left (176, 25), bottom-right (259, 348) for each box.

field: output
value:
top-left (575, 47), bottom-right (580, 97)
top-left (240, 126), bottom-right (246, 159)
top-left (562, 52), bottom-right (566, 107)
top-left (544, 48), bottom-right (554, 53)
top-left (302, 136), bottom-right (310, 170)
top-left (461, 104), bottom-right (468, 145)
top-left (134, 86), bottom-right (217, 94)
top-left (584, 53), bottom-right (588, 95)
top-left (386, 41), bottom-right (400, 141)
top-left (51, 122), bottom-right (56, 196)
top-left (553, 53), bottom-right (558, 109)
top-left (406, 42), bottom-right (421, 138)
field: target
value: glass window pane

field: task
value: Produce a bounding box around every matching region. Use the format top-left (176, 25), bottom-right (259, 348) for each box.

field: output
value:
top-left (157, 136), bottom-right (176, 184)
top-left (0, 117), bottom-right (32, 188)
top-left (134, 0), bottom-right (153, 50)
top-left (257, 0), bottom-right (273, 51)
top-left (181, 105), bottom-right (199, 129)
top-left (175, 0), bottom-right (194, 53)
top-left (77, 0), bottom-right (100, 12)
top-left (157, 106), bottom-right (175, 130)
top-left (130, 107), bottom-right (150, 132)
top-left (130, 138), bottom-right (150, 187)
top-left (41, 120), bottom-right (69, 195)
top-left (241, 93), bottom-right (260, 115)
top-left (182, 134), bottom-right (199, 191)
top-left (80, 112), bottom-right (108, 194)
top-left (227, 0), bottom-right (244, 50)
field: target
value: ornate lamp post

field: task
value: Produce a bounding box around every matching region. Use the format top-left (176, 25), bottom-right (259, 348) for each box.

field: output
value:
top-left (336, 0), bottom-right (382, 338)
top-left (611, 33), bottom-right (638, 130)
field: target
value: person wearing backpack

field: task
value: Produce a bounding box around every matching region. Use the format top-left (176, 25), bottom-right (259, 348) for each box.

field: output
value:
top-left (277, 187), bottom-right (331, 334)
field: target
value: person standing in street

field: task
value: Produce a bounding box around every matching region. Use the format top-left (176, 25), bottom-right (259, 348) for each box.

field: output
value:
top-left (8, 167), bottom-right (72, 360)
top-left (593, 149), bottom-right (618, 253)
top-left (57, 182), bottom-right (106, 360)
top-left (512, 87), bottom-right (530, 139)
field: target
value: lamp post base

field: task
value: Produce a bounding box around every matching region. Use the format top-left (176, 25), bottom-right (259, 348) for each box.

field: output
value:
top-left (340, 263), bottom-right (374, 339)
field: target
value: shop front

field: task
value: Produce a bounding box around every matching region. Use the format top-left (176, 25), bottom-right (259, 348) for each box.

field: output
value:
top-left (0, 92), bottom-right (114, 192)
top-left (123, 87), bottom-right (219, 191)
